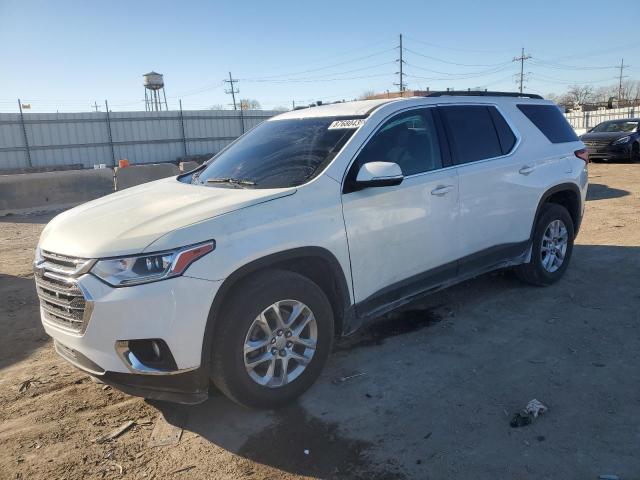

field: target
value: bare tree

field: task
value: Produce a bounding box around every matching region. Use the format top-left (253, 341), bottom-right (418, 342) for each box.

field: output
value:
top-left (561, 85), bottom-right (595, 106)
top-left (240, 99), bottom-right (261, 110)
top-left (209, 104), bottom-right (225, 110)
top-left (358, 90), bottom-right (376, 100)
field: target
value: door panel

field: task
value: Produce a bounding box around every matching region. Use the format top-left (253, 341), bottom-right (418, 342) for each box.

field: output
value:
top-left (455, 156), bottom-right (539, 259)
top-left (342, 170), bottom-right (459, 306)
top-left (439, 104), bottom-right (539, 263)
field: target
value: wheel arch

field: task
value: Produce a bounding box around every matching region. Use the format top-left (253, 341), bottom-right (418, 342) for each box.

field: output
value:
top-left (200, 247), bottom-right (352, 371)
top-left (531, 183), bottom-right (582, 239)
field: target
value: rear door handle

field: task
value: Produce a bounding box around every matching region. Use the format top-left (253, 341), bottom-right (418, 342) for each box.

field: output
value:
top-left (519, 165), bottom-right (535, 175)
top-left (431, 185), bottom-right (454, 196)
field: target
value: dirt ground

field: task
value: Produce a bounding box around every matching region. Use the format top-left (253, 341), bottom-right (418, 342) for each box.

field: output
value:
top-left (1, 163), bottom-right (639, 480)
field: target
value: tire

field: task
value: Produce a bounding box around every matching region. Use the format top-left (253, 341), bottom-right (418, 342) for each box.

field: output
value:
top-left (515, 203), bottom-right (575, 286)
top-left (210, 269), bottom-right (334, 409)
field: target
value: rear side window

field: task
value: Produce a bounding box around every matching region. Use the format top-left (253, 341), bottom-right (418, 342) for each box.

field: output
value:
top-left (517, 104), bottom-right (578, 143)
top-left (440, 106), bottom-right (502, 164)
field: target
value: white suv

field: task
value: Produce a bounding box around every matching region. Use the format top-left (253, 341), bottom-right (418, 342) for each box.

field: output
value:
top-left (35, 92), bottom-right (588, 408)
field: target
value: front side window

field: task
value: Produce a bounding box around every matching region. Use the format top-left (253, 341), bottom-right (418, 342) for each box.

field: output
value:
top-left (194, 117), bottom-right (358, 189)
top-left (352, 108), bottom-right (443, 176)
top-left (591, 121), bottom-right (639, 133)
top-left (440, 105), bottom-right (503, 164)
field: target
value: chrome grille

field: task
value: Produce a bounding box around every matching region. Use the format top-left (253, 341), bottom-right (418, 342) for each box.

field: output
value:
top-left (583, 139), bottom-right (611, 149)
top-left (34, 250), bottom-right (95, 334)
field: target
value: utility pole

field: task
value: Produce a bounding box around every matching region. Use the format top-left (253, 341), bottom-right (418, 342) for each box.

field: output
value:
top-left (513, 47), bottom-right (532, 94)
top-left (224, 71), bottom-right (239, 110)
top-left (617, 58), bottom-right (629, 102)
top-left (292, 100), bottom-right (295, 110)
top-left (394, 34), bottom-right (406, 96)
top-left (92, 101), bottom-right (100, 112)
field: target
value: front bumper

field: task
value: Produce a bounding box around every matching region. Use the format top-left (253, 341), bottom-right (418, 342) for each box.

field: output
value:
top-left (586, 144), bottom-right (633, 161)
top-left (40, 273), bottom-right (221, 403)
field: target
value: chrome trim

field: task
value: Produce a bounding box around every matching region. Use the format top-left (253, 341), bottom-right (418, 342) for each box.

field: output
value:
top-left (35, 251), bottom-right (95, 335)
top-left (340, 101), bottom-right (524, 188)
top-left (115, 341), bottom-right (198, 376)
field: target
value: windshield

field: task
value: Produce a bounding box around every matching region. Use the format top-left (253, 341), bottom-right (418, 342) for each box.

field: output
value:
top-left (194, 117), bottom-right (361, 189)
top-left (591, 121), bottom-right (639, 133)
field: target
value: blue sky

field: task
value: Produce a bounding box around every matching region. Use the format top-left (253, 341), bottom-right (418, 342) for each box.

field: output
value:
top-left (1, 0), bottom-right (638, 112)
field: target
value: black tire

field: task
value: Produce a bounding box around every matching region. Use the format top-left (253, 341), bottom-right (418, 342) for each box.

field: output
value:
top-left (515, 203), bottom-right (575, 286)
top-left (210, 269), bottom-right (334, 409)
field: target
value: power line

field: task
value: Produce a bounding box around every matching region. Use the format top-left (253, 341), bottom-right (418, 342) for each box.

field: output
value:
top-left (404, 47), bottom-right (512, 67)
top-left (224, 72), bottom-right (239, 110)
top-left (513, 48), bottom-right (532, 93)
top-left (404, 35), bottom-right (514, 54)
top-left (239, 48), bottom-right (395, 81)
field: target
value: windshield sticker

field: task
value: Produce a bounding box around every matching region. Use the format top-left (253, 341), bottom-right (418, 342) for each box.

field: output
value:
top-left (328, 119), bottom-right (366, 130)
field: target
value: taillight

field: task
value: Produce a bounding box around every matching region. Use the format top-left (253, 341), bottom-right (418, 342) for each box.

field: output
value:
top-left (575, 148), bottom-right (589, 163)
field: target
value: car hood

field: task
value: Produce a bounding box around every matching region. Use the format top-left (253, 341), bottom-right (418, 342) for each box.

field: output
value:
top-left (39, 177), bottom-right (296, 258)
top-left (580, 131), bottom-right (632, 142)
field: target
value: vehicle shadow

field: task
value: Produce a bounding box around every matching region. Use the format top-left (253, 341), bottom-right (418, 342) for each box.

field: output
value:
top-left (0, 273), bottom-right (47, 370)
top-left (586, 182), bottom-right (630, 201)
top-left (149, 244), bottom-right (640, 478)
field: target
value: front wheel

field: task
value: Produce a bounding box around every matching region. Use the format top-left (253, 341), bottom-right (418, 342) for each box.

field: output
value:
top-left (632, 143), bottom-right (640, 163)
top-left (515, 203), bottom-right (575, 286)
top-left (211, 269), bottom-right (334, 409)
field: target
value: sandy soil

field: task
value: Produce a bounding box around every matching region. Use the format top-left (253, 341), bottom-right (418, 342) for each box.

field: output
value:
top-left (1, 162), bottom-right (639, 479)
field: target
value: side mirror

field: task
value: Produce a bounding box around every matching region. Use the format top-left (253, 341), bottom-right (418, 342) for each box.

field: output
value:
top-left (355, 162), bottom-right (404, 188)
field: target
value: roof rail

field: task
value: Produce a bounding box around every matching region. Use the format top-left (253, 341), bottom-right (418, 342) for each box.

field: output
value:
top-left (423, 91), bottom-right (543, 99)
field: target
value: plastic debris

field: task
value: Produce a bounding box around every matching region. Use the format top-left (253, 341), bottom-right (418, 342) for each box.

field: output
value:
top-left (525, 399), bottom-right (547, 418)
top-left (510, 399), bottom-right (548, 428)
top-left (304, 449), bottom-right (310, 455)
top-left (510, 412), bottom-right (532, 428)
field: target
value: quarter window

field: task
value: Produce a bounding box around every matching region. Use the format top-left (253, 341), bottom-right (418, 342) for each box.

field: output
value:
top-left (440, 105), bottom-right (503, 164)
top-left (353, 108), bottom-right (443, 176)
top-left (517, 104), bottom-right (578, 144)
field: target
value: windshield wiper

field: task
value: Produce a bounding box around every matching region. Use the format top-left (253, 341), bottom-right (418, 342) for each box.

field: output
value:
top-left (206, 177), bottom-right (257, 187)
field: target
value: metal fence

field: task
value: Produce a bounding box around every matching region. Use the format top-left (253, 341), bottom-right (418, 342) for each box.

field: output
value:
top-left (564, 106), bottom-right (640, 133)
top-left (0, 108), bottom-right (278, 171)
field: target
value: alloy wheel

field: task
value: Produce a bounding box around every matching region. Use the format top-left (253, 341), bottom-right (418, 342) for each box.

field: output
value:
top-left (540, 219), bottom-right (568, 273)
top-left (243, 300), bottom-right (317, 388)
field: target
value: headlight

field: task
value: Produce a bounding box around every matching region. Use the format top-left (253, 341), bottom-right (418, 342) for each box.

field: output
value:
top-left (91, 241), bottom-right (215, 287)
top-left (612, 136), bottom-right (632, 145)
top-left (34, 246), bottom-right (44, 265)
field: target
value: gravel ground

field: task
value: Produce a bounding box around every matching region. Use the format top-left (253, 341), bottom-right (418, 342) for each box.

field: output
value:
top-left (1, 162), bottom-right (639, 480)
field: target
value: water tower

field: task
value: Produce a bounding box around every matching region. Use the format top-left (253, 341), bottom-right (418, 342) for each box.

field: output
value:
top-left (143, 71), bottom-right (168, 111)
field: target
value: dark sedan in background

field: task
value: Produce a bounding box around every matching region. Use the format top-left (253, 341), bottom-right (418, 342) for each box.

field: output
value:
top-left (580, 118), bottom-right (640, 162)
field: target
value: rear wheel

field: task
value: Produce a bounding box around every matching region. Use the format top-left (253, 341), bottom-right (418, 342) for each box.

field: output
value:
top-left (515, 203), bottom-right (574, 286)
top-left (211, 269), bottom-right (334, 409)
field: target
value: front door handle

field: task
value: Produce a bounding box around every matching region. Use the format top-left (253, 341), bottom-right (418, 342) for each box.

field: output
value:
top-left (519, 165), bottom-right (535, 175)
top-left (431, 185), bottom-right (454, 196)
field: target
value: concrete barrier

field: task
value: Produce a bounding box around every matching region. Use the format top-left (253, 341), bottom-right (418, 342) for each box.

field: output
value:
top-left (179, 161), bottom-right (201, 173)
top-left (0, 169), bottom-right (114, 215)
top-left (115, 163), bottom-right (180, 191)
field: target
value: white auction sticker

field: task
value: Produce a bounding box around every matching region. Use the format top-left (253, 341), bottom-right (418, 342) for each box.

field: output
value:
top-left (328, 119), bottom-right (366, 129)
